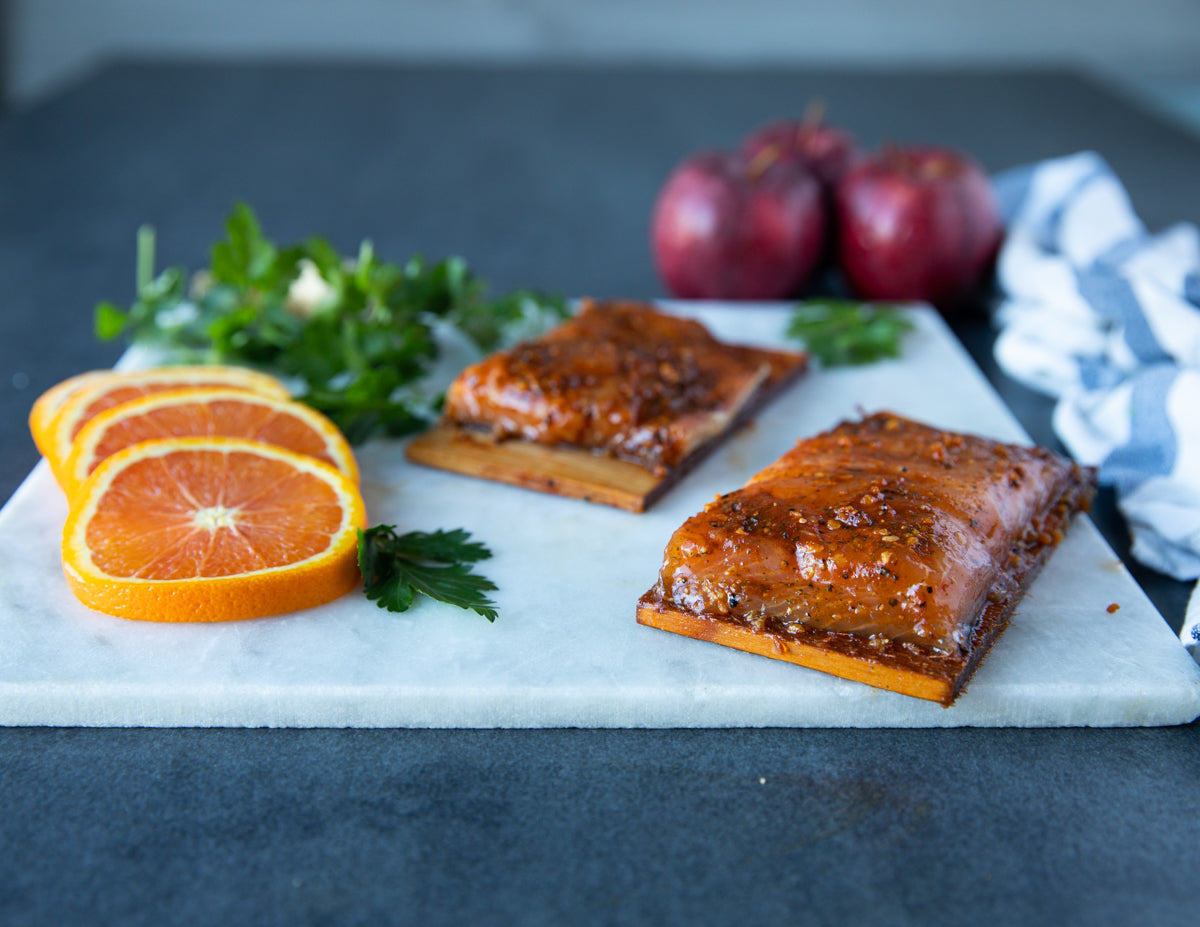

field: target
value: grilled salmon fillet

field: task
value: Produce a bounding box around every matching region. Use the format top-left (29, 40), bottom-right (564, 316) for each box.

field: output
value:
top-left (442, 299), bottom-right (806, 476)
top-left (637, 412), bottom-right (1097, 705)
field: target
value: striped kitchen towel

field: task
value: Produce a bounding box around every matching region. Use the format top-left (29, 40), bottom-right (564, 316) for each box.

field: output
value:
top-left (990, 151), bottom-right (1200, 606)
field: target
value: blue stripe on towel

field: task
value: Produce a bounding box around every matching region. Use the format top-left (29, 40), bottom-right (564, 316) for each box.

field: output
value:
top-left (992, 163), bottom-right (1038, 226)
top-left (1185, 270), bottom-right (1200, 307)
top-left (1093, 233), bottom-right (1150, 269)
top-left (1076, 268), bottom-right (1170, 364)
top-left (1099, 365), bottom-right (1179, 495)
top-left (1079, 357), bottom-right (1125, 391)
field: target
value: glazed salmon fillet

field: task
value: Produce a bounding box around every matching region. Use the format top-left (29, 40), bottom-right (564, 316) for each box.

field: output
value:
top-left (637, 412), bottom-right (1097, 705)
top-left (442, 299), bottom-right (805, 476)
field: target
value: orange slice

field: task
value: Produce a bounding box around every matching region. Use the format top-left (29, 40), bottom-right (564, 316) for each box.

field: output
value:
top-left (37, 366), bottom-right (291, 482)
top-left (29, 370), bottom-right (112, 460)
top-left (62, 437), bottom-right (367, 622)
top-left (60, 387), bottom-right (359, 499)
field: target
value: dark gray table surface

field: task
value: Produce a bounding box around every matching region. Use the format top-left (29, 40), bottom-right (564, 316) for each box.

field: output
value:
top-left (1, 62), bottom-right (1197, 926)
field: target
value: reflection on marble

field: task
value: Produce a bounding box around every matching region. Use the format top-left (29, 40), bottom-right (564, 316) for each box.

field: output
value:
top-left (1, 304), bottom-right (1197, 727)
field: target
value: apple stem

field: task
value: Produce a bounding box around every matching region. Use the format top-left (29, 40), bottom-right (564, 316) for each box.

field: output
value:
top-left (745, 143), bottom-right (780, 181)
top-left (803, 99), bottom-right (827, 128)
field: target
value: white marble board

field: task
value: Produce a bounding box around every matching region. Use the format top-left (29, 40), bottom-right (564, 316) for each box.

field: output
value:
top-left (1, 302), bottom-right (1197, 728)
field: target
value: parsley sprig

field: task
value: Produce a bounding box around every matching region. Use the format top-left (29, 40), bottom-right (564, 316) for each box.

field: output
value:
top-left (357, 526), bottom-right (499, 622)
top-left (786, 299), bottom-right (913, 366)
top-left (95, 203), bottom-right (566, 444)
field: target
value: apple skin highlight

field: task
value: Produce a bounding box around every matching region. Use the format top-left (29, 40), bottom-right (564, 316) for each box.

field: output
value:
top-left (835, 146), bottom-right (1003, 313)
top-left (651, 149), bottom-right (826, 301)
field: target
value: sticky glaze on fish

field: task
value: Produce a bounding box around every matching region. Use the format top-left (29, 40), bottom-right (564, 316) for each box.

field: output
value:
top-left (442, 299), bottom-right (804, 476)
top-left (649, 412), bottom-right (1095, 657)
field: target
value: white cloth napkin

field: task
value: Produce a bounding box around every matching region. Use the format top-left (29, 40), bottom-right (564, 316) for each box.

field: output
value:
top-left (990, 151), bottom-right (1200, 659)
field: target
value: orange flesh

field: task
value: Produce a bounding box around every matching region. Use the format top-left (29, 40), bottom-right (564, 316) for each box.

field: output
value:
top-left (73, 381), bottom-right (266, 441)
top-left (84, 448), bottom-right (346, 580)
top-left (85, 397), bottom-right (341, 478)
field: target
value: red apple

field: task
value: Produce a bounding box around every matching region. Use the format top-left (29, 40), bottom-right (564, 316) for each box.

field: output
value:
top-left (741, 109), bottom-right (863, 273)
top-left (835, 145), bottom-right (1003, 312)
top-left (650, 149), bottom-right (826, 300)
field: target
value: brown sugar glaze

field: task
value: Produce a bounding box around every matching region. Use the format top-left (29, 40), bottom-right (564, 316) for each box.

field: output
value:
top-left (442, 299), bottom-right (803, 476)
top-left (651, 412), bottom-right (1095, 656)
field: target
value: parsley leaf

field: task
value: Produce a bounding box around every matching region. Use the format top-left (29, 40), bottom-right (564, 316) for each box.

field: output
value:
top-left (95, 204), bottom-right (567, 444)
top-left (786, 299), bottom-right (914, 366)
top-left (357, 525), bottom-right (499, 622)
top-left (210, 202), bottom-right (281, 289)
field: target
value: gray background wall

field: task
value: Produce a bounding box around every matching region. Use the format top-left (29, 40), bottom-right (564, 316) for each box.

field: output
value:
top-left (5, 0), bottom-right (1200, 129)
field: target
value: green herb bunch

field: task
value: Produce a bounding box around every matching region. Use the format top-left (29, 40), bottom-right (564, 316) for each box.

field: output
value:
top-left (96, 203), bottom-right (566, 444)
